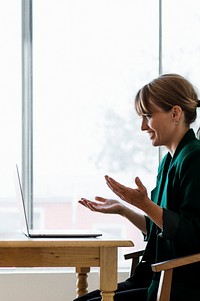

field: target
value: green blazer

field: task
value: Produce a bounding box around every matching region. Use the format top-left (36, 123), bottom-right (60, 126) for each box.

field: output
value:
top-left (143, 129), bottom-right (200, 301)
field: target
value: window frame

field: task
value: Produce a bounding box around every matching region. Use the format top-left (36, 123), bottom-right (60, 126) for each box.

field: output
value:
top-left (21, 0), bottom-right (33, 227)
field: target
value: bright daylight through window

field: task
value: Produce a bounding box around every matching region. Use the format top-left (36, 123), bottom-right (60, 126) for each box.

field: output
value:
top-left (0, 0), bottom-right (200, 269)
top-left (32, 0), bottom-right (158, 265)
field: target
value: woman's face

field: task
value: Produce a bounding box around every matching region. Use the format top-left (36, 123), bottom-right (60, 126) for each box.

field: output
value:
top-left (140, 107), bottom-right (176, 149)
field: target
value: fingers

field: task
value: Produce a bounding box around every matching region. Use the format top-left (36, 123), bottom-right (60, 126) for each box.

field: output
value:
top-left (78, 198), bottom-right (95, 210)
top-left (135, 177), bottom-right (147, 193)
top-left (105, 175), bottom-right (127, 200)
top-left (79, 197), bottom-right (106, 205)
top-left (135, 176), bottom-right (142, 188)
top-left (95, 196), bottom-right (107, 202)
top-left (105, 175), bottom-right (120, 192)
top-left (78, 198), bottom-right (89, 206)
top-left (78, 197), bottom-right (105, 212)
top-left (105, 175), bottom-right (127, 190)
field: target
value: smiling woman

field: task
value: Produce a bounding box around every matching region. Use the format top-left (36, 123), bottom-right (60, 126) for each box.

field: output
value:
top-left (75, 73), bottom-right (200, 301)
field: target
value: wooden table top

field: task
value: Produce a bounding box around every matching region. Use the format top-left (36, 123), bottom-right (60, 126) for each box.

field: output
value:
top-left (0, 231), bottom-right (134, 248)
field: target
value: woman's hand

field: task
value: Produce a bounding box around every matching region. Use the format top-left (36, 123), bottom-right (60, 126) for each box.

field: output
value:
top-left (79, 175), bottom-right (163, 231)
top-left (105, 175), bottom-right (149, 211)
top-left (79, 194), bottom-right (147, 233)
top-left (78, 197), bottom-right (125, 215)
top-left (105, 175), bottom-right (163, 229)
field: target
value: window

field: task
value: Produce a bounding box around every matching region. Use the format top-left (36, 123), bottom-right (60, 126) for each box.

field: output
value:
top-left (162, 0), bottom-right (200, 135)
top-left (162, 0), bottom-right (200, 84)
top-left (0, 1), bottom-right (21, 230)
top-left (1, 0), bottom-right (200, 269)
top-left (31, 1), bottom-right (159, 261)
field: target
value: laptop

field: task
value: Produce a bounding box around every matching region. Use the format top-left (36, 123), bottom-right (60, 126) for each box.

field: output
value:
top-left (15, 165), bottom-right (102, 238)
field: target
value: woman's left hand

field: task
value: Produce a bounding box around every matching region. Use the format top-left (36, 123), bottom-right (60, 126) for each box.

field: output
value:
top-left (105, 175), bottom-right (149, 211)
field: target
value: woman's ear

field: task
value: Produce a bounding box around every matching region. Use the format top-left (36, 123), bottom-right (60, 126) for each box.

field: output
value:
top-left (172, 105), bottom-right (183, 123)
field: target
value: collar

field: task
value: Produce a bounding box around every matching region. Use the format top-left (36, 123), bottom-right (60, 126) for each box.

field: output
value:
top-left (171, 128), bottom-right (196, 162)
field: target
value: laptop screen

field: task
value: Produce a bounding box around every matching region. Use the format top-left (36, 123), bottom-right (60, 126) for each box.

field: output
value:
top-left (15, 164), bottom-right (30, 236)
top-left (15, 164), bottom-right (102, 238)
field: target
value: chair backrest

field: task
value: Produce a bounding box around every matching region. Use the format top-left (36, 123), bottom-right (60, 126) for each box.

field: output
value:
top-left (125, 250), bottom-right (200, 301)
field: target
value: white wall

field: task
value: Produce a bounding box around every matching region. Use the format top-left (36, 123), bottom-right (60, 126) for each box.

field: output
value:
top-left (0, 270), bottom-right (129, 301)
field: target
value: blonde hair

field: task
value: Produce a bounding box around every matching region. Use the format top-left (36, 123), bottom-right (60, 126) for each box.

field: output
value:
top-left (135, 73), bottom-right (199, 125)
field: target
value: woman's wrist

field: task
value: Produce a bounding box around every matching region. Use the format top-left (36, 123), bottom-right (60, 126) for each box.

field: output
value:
top-left (143, 199), bottom-right (163, 229)
top-left (119, 204), bottom-right (129, 217)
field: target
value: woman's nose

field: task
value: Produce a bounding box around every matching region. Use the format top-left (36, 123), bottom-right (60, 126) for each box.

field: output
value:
top-left (141, 117), bottom-right (149, 131)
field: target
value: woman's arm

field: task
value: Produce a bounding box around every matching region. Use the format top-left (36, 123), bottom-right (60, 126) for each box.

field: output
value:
top-left (120, 205), bottom-right (147, 234)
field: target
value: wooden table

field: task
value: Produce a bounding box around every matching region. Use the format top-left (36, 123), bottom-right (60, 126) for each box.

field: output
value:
top-left (0, 233), bottom-right (133, 300)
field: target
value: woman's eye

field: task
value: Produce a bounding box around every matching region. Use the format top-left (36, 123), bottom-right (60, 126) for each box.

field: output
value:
top-left (144, 114), bottom-right (152, 121)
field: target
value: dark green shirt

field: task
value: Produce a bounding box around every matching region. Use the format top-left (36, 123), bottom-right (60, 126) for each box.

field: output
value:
top-left (144, 129), bottom-right (200, 301)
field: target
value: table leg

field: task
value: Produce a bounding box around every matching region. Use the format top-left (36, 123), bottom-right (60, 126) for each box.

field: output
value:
top-left (76, 267), bottom-right (90, 297)
top-left (100, 291), bottom-right (115, 301)
top-left (100, 247), bottom-right (117, 301)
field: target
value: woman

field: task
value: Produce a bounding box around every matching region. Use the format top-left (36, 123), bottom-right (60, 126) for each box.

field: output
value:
top-left (75, 74), bottom-right (200, 301)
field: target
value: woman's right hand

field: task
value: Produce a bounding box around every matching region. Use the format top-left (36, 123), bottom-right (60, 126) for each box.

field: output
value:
top-left (78, 197), bottom-right (125, 215)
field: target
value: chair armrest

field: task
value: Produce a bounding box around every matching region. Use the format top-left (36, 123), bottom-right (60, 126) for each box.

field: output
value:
top-left (124, 250), bottom-right (144, 260)
top-left (151, 253), bottom-right (200, 301)
top-left (124, 249), bottom-right (144, 276)
top-left (151, 253), bottom-right (200, 272)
